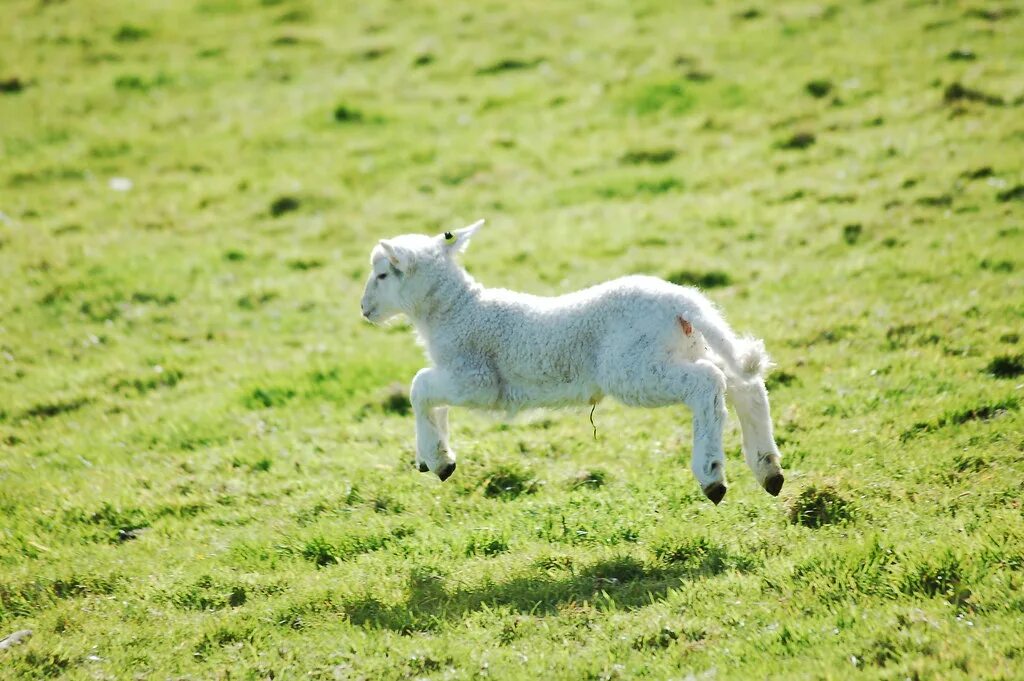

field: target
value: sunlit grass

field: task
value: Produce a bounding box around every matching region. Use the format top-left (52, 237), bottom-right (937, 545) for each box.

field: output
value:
top-left (1, 0), bottom-right (1022, 678)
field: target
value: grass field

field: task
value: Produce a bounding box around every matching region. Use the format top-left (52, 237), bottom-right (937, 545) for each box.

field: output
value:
top-left (2, 0), bottom-right (1023, 678)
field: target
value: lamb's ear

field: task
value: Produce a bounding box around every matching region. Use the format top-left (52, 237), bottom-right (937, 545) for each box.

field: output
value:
top-left (442, 219), bottom-right (484, 254)
top-left (379, 240), bottom-right (411, 271)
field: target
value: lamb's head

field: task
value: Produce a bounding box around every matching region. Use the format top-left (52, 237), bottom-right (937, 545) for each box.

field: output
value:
top-left (360, 219), bottom-right (483, 323)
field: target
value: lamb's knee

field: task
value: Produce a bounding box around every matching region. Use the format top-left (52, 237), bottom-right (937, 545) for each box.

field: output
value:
top-left (696, 358), bottom-right (727, 395)
top-left (410, 368), bottom-right (434, 410)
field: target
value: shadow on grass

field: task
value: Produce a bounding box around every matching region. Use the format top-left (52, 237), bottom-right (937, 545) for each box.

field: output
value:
top-left (343, 555), bottom-right (736, 633)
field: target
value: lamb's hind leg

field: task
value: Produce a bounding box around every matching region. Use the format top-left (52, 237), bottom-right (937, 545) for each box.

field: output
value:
top-left (607, 358), bottom-right (729, 504)
top-left (726, 374), bottom-right (784, 496)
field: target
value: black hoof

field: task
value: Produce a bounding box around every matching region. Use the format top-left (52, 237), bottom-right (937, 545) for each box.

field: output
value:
top-left (437, 461), bottom-right (456, 482)
top-left (418, 462), bottom-right (429, 473)
top-left (703, 482), bottom-right (727, 505)
top-left (764, 473), bottom-right (784, 497)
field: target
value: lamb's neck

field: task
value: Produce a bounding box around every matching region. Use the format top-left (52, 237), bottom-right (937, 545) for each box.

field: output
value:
top-left (409, 267), bottom-right (482, 332)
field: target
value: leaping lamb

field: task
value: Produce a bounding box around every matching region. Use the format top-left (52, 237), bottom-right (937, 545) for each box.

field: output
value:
top-left (360, 220), bottom-right (784, 504)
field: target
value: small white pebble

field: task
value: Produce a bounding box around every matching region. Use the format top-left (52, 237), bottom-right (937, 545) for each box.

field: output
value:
top-left (109, 177), bottom-right (133, 191)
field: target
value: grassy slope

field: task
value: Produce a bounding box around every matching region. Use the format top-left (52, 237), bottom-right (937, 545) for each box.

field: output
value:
top-left (1, 0), bottom-right (1023, 678)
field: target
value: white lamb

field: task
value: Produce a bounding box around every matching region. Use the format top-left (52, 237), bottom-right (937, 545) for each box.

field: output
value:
top-left (360, 221), bottom-right (784, 504)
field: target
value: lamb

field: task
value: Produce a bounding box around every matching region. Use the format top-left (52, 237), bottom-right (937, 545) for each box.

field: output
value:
top-left (360, 221), bottom-right (784, 504)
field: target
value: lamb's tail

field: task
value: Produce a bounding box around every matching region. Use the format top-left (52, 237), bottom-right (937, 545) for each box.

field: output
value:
top-left (732, 336), bottom-right (773, 378)
top-left (678, 300), bottom-right (773, 380)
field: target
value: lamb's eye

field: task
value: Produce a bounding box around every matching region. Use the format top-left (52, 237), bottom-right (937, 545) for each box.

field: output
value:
top-left (376, 272), bottom-right (388, 280)
top-left (443, 231), bottom-right (454, 241)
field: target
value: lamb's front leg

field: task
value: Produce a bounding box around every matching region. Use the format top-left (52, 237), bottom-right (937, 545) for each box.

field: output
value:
top-left (414, 406), bottom-right (449, 474)
top-left (409, 365), bottom-right (499, 481)
top-left (411, 369), bottom-right (457, 481)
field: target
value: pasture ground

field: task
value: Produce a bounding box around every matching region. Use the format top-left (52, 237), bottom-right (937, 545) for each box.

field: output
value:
top-left (1, 0), bottom-right (1023, 678)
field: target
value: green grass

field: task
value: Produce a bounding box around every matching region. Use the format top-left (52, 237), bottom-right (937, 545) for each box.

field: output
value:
top-left (1, 0), bottom-right (1023, 678)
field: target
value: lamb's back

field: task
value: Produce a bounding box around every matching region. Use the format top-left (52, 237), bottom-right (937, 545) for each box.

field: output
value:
top-left (473, 276), bottom-right (683, 381)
